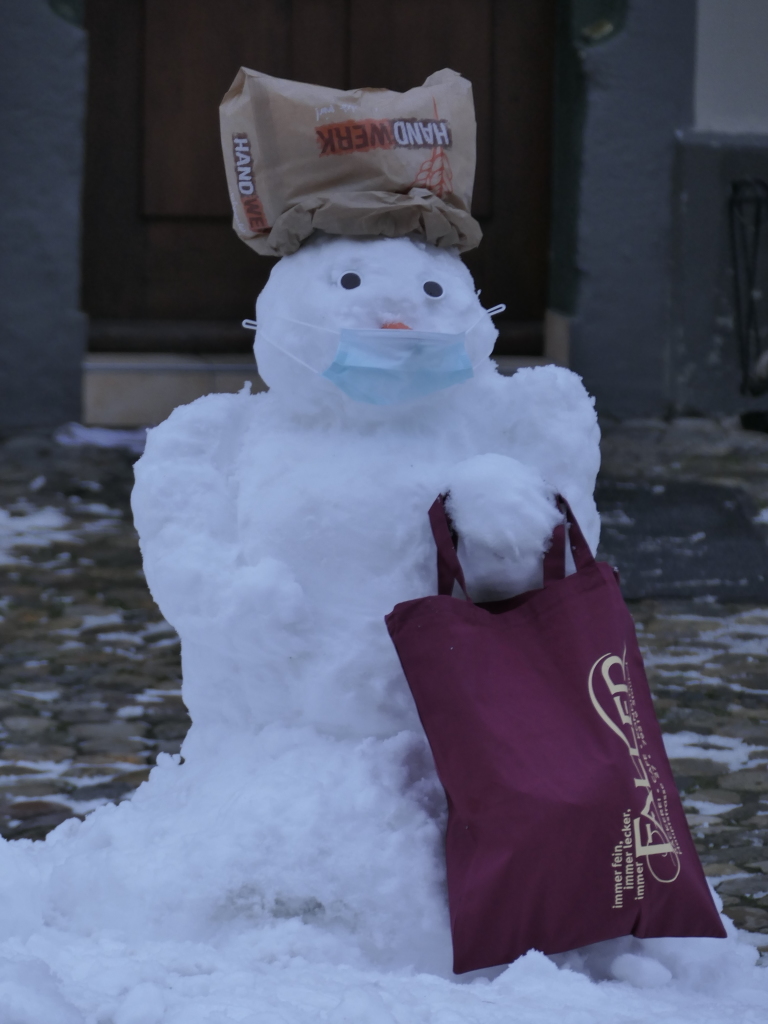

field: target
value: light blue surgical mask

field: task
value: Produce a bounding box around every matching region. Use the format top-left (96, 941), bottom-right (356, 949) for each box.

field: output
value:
top-left (243, 305), bottom-right (505, 406)
top-left (322, 328), bottom-right (472, 405)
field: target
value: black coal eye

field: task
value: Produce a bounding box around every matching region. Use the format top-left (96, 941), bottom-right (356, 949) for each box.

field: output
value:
top-left (423, 281), bottom-right (443, 297)
top-left (340, 272), bottom-right (361, 289)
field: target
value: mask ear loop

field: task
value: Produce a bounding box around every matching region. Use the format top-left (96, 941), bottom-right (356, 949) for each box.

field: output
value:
top-left (243, 317), bottom-right (340, 374)
top-left (242, 316), bottom-right (338, 336)
top-left (466, 303), bottom-right (507, 370)
top-left (466, 303), bottom-right (507, 334)
top-left (244, 308), bottom-right (506, 334)
top-left (245, 306), bottom-right (508, 374)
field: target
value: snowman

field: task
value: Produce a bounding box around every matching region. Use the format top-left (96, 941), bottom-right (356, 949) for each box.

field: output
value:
top-left (0, 72), bottom-right (756, 1022)
top-left (129, 228), bottom-right (601, 974)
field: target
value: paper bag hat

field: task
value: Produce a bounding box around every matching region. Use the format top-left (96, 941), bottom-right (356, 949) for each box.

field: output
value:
top-left (219, 68), bottom-right (481, 257)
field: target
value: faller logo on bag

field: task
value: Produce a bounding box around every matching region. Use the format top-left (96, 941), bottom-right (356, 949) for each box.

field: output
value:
top-left (588, 650), bottom-right (682, 907)
top-left (315, 118), bottom-right (452, 155)
top-left (232, 134), bottom-right (269, 233)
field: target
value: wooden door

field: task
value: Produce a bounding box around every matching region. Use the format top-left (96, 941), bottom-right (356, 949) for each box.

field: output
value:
top-left (83, 0), bottom-right (555, 355)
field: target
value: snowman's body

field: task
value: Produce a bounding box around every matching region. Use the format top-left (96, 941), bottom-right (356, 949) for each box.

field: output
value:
top-left (130, 235), bottom-right (601, 972)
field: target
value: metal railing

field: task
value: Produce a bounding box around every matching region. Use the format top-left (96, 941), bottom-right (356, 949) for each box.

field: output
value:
top-left (730, 178), bottom-right (768, 395)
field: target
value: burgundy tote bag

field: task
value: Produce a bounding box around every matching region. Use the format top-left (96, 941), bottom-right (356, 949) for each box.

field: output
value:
top-left (385, 496), bottom-right (725, 974)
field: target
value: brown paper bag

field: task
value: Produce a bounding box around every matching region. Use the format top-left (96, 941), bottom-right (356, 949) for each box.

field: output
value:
top-left (219, 68), bottom-right (481, 257)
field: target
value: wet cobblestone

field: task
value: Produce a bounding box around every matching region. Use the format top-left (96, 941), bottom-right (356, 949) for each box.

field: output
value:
top-left (0, 420), bottom-right (767, 944)
top-left (635, 600), bottom-right (768, 937)
top-left (0, 429), bottom-right (186, 840)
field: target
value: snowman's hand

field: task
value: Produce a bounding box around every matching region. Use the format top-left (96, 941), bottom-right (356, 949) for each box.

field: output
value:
top-left (503, 365), bottom-right (600, 484)
top-left (131, 393), bottom-right (249, 623)
top-left (501, 365), bottom-right (601, 553)
top-left (132, 392), bottom-right (249, 542)
top-left (443, 454), bottom-right (562, 598)
top-left (444, 454), bottom-right (560, 555)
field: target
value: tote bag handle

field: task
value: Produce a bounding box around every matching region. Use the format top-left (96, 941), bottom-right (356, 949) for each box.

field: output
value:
top-left (428, 493), bottom-right (594, 598)
top-left (543, 496), bottom-right (595, 582)
top-left (428, 496), bottom-right (471, 598)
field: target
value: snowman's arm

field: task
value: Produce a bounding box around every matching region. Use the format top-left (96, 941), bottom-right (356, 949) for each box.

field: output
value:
top-left (501, 365), bottom-right (601, 553)
top-left (131, 392), bottom-right (251, 624)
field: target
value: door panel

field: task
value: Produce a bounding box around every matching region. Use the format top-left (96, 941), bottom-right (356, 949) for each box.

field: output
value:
top-left (348, 0), bottom-right (493, 218)
top-left (83, 0), bottom-right (555, 353)
top-left (143, 0), bottom-right (292, 216)
top-left (467, 1), bottom-right (557, 335)
top-left (82, 0), bottom-right (145, 319)
top-left (290, 0), bottom-right (348, 88)
top-left (145, 223), bottom-right (264, 318)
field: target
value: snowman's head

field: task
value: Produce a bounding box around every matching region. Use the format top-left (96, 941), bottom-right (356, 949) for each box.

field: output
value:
top-left (253, 236), bottom-right (499, 413)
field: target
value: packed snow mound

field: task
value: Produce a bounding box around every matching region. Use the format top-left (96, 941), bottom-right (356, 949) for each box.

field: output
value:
top-left (0, 235), bottom-right (761, 1020)
top-left (0, 752), bottom-right (761, 1022)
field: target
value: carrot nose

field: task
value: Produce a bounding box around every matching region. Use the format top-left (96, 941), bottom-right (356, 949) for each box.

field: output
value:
top-left (382, 321), bottom-right (411, 330)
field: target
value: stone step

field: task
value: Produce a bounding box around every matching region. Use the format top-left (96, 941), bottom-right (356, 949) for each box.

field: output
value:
top-left (82, 353), bottom-right (267, 427)
top-left (82, 353), bottom-right (554, 427)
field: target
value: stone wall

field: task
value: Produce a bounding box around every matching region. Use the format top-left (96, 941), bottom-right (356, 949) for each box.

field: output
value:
top-left (568, 0), bottom-right (697, 419)
top-left (0, 1), bottom-right (87, 429)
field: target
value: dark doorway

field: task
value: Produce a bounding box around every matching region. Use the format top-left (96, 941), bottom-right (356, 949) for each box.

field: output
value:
top-left (83, 0), bottom-right (555, 355)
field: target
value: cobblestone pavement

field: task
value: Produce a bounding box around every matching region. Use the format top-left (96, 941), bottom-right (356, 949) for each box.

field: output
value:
top-left (0, 429), bottom-right (187, 840)
top-left (0, 419), bottom-right (767, 947)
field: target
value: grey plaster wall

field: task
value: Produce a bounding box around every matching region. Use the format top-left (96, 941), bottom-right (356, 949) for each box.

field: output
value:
top-left (0, 0), bottom-right (87, 429)
top-left (569, 0), bottom-right (696, 419)
top-left (696, 0), bottom-right (768, 134)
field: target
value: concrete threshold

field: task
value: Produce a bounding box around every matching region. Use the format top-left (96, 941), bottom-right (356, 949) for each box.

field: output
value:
top-left (83, 353), bottom-right (267, 427)
top-left (83, 352), bottom-right (552, 427)
top-left (493, 355), bottom-right (553, 375)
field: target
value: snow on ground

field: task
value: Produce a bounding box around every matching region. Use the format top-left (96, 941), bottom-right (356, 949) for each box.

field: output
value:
top-left (53, 423), bottom-right (147, 456)
top-left (0, 728), bottom-right (758, 1024)
top-left (663, 731), bottom-right (757, 772)
top-left (0, 508), bottom-right (76, 567)
top-left (0, 929), bottom-right (765, 1024)
top-left (0, 756), bottom-right (763, 1024)
top-left (0, 496), bottom-right (124, 568)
